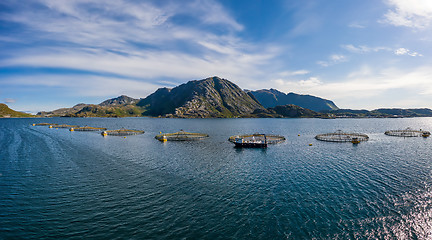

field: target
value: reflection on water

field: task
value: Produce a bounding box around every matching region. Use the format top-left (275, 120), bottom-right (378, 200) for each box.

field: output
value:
top-left (1, 117), bottom-right (432, 239)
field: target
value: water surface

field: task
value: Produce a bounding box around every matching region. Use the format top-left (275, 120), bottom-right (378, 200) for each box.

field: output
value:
top-left (1, 117), bottom-right (432, 239)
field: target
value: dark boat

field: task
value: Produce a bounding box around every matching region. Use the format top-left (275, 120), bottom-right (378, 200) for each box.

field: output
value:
top-left (233, 134), bottom-right (267, 148)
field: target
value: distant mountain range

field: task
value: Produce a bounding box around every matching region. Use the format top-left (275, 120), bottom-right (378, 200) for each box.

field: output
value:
top-left (247, 89), bottom-right (338, 112)
top-left (35, 76), bottom-right (339, 118)
top-left (22, 76), bottom-right (432, 119)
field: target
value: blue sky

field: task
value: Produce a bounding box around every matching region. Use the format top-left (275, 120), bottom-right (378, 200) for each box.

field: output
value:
top-left (1, 0), bottom-right (432, 112)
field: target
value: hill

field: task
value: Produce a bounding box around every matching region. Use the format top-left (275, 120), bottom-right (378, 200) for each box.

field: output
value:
top-left (248, 89), bottom-right (338, 112)
top-left (0, 103), bottom-right (33, 118)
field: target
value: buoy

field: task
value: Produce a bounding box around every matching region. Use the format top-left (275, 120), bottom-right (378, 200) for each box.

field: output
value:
top-left (124, 137), bottom-right (126, 138)
top-left (49, 125), bottom-right (53, 128)
top-left (32, 124), bottom-right (35, 126)
top-left (309, 143), bottom-right (312, 146)
top-left (69, 128), bottom-right (74, 132)
top-left (298, 134), bottom-right (300, 136)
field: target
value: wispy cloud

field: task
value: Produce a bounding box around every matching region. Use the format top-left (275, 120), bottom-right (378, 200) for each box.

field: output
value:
top-left (342, 44), bottom-right (391, 53)
top-left (348, 22), bottom-right (366, 29)
top-left (381, 0), bottom-right (432, 29)
top-left (317, 54), bottom-right (347, 67)
top-left (1, 74), bottom-right (162, 98)
top-left (0, 0), bottom-right (281, 98)
top-left (3, 98), bottom-right (16, 104)
top-left (342, 44), bottom-right (423, 57)
top-left (278, 70), bottom-right (310, 77)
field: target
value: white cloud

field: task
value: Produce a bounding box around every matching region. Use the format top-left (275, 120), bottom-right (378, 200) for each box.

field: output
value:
top-left (394, 47), bottom-right (423, 56)
top-left (272, 65), bottom-right (432, 109)
top-left (382, 0), bottom-right (432, 29)
top-left (317, 54), bottom-right (347, 67)
top-left (348, 22), bottom-right (366, 29)
top-left (278, 70), bottom-right (310, 77)
top-left (342, 44), bottom-right (391, 53)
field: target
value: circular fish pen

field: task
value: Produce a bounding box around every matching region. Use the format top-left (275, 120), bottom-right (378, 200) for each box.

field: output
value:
top-left (33, 123), bottom-right (55, 126)
top-left (54, 124), bottom-right (80, 129)
top-left (70, 126), bottom-right (107, 132)
top-left (315, 130), bottom-right (369, 143)
top-left (385, 128), bottom-right (430, 138)
top-left (102, 129), bottom-right (145, 136)
top-left (155, 130), bottom-right (209, 141)
top-left (228, 134), bottom-right (286, 144)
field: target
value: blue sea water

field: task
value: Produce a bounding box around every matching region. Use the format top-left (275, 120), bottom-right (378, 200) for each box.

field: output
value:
top-left (1, 117), bottom-right (432, 239)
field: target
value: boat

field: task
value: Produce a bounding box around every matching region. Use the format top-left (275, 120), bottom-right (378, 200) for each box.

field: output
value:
top-left (233, 134), bottom-right (267, 148)
top-left (351, 137), bottom-right (360, 144)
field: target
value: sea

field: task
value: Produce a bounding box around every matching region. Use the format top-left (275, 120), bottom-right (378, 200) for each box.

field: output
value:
top-left (1, 117), bottom-right (432, 239)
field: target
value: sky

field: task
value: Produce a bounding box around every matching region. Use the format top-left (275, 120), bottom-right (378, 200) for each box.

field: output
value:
top-left (1, 0), bottom-right (432, 113)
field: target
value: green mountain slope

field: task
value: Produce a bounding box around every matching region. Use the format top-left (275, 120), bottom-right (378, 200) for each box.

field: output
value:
top-left (0, 104), bottom-right (33, 118)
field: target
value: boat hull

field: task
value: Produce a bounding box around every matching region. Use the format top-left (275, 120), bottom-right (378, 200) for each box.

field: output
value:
top-left (234, 142), bottom-right (267, 148)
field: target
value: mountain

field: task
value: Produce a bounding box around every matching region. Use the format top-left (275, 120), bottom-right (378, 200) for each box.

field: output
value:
top-left (137, 76), bottom-right (263, 118)
top-left (248, 89), bottom-right (338, 112)
top-left (0, 103), bottom-right (33, 118)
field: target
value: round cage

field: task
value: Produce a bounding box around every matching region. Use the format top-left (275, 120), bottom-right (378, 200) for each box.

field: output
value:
top-left (315, 130), bottom-right (369, 143)
top-left (385, 128), bottom-right (430, 138)
top-left (155, 130), bottom-right (209, 141)
top-left (34, 123), bottom-right (55, 126)
top-left (70, 126), bottom-right (107, 132)
top-left (102, 129), bottom-right (144, 136)
top-left (53, 124), bottom-right (80, 128)
top-left (228, 133), bottom-right (286, 144)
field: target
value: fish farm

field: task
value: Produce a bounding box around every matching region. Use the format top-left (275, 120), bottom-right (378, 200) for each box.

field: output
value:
top-left (228, 134), bottom-right (286, 144)
top-left (70, 126), bottom-right (107, 132)
top-left (315, 130), bottom-right (369, 143)
top-left (155, 130), bottom-right (209, 141)
top-left (102, 129), bottom-right (145, 136)
top-left (385, 128), bottom-right (431, 137)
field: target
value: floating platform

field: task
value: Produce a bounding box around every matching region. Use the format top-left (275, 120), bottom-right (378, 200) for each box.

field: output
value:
top-left (70, 126), bottom-right (107, 132)
top-left (155, 130), bottom-right (209, 141)
top-left (315, 130), bottom-right (369, 143)
top-left (102, 129), bottom-right (145, 136)
top-left (385, 128), bottom-right (430, 138)
top-left (228, 134), bottom-right (286, 146)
